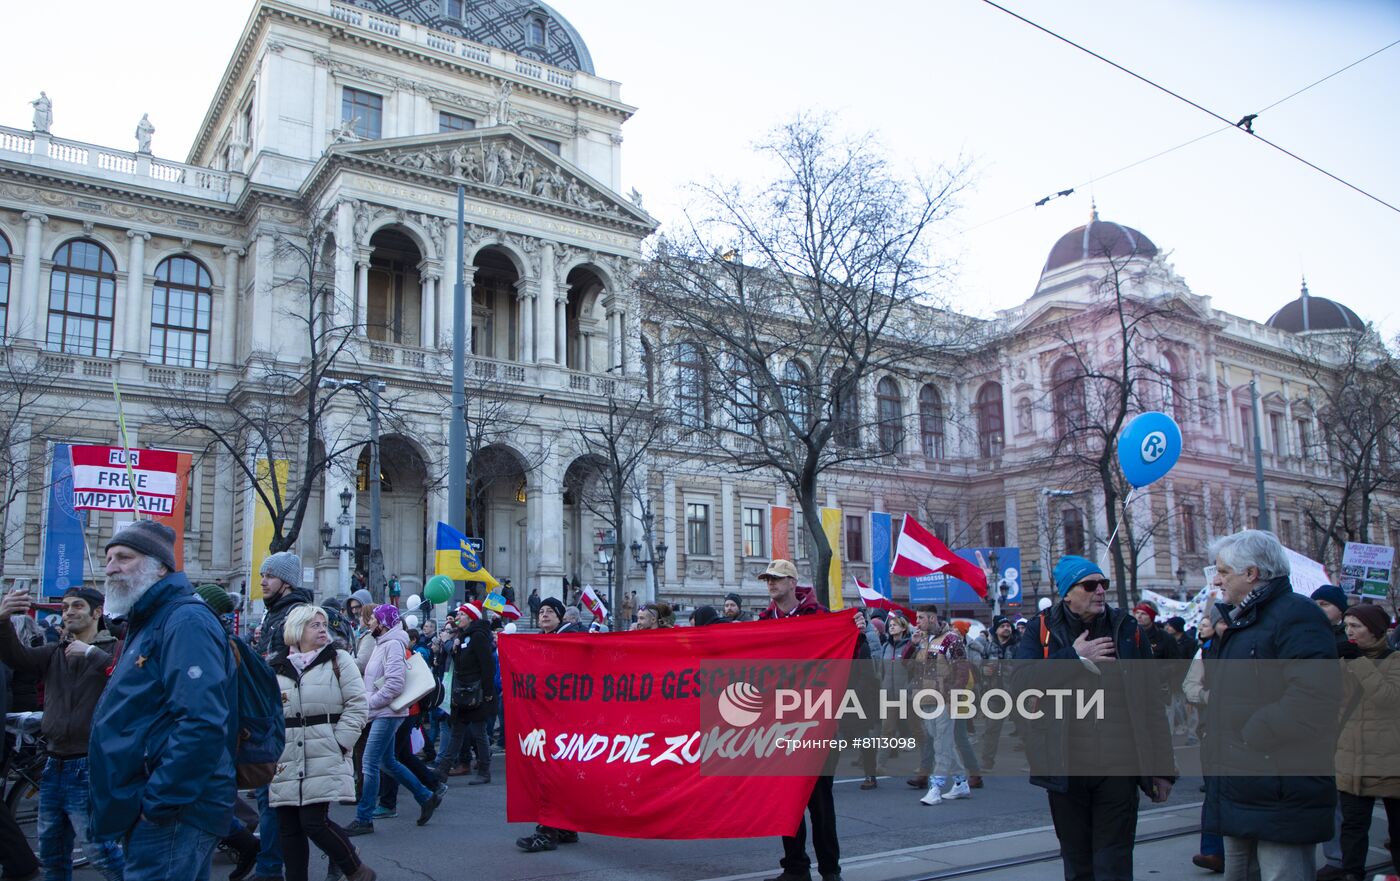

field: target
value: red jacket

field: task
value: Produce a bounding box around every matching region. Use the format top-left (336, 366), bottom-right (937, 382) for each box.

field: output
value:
top-left (757, 585), bottom-right (826, 619)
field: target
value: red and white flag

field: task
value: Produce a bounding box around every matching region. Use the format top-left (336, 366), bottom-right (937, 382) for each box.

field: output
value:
top-left (580, 584), bottom-right (609, 622)
top-left (892, 514), bottom-right (989, 599)
top-left (855, 577), bottom-right (918, 620)
top-left (501, 602), bottom-right (522, 622)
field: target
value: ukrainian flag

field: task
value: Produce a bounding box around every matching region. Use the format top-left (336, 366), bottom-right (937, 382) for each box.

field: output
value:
top-left (434, 521), bottom-right (500, 589)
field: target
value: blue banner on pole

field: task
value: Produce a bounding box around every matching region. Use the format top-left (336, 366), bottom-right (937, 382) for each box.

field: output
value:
top-left (869, 512), bottom-right (892, 598)
top-left (909, 546), bottom-right (1022, 607)
top-left (43, 444), bottom-right (86, 597)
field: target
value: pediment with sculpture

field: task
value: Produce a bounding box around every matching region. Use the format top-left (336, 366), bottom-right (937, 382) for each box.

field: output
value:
top-left (335, 131), bottom-right (650, 227)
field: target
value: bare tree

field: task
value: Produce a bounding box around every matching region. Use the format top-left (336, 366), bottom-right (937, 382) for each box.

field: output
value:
top-left (1291, 330), bottom-right (1400, 563)
top-left (1037, 247), bottom-right (1196, 608)
top-left (0, 344), bottom-right (85, 579)
top-left (567, 390), bottom-right (666, 623)
top-left (641, 113), bottom-right (973, 599)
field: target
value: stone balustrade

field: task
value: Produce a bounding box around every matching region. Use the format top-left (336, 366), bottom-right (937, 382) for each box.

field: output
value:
top-left (0, 125), bottom-right (241, 202)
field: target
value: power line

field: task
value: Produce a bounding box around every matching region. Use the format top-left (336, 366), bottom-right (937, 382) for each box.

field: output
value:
top-left (977, 0), bottom-right (1400, 215)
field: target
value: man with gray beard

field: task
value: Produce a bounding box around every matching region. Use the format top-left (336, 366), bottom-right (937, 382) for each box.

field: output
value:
top-left (89, 521), bottom-right (238, 881)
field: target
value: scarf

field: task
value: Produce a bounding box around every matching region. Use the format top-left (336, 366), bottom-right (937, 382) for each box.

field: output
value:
top-left (288, 648), bottom-right (321, 672)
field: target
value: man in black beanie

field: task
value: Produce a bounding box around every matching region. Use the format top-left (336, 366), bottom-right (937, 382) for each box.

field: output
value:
top-left (1312, 585), bottom-right (1359, 660)
top-left (722, 592), bottom-right (750, 623)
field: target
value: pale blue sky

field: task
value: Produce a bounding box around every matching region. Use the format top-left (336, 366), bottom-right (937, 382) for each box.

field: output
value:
top-left (5, 0), bottom-right (1397, 334)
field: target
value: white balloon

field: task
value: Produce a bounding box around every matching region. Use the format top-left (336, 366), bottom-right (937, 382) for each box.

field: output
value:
top-left (404, 614), bottom-right (420, 629)
top-left (406, 594), bottom-right (422, 610)
top-left (1037, 597), bottom-right (1053, 611)
top-left (503, 622), bottom-right (518, 634)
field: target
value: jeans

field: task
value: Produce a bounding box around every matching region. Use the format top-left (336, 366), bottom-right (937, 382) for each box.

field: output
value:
top-left (1339, 791), bottom-right (1400, 878)
top-left (953, 718), bottom-right (980, 775)
top-left (254, 784), bottom-right (282, 875)
top-left (1321, 800), bottom-right (1343, 868)
top-left (38, 756), bottom-right (123, 881)
top-left (122, 817), bottom-right (217, 881)
top-left (276, 803), bottom-right (361, 881)
top-left (1222, 837), bottom-right (1315, 881)
top-left (436, 718), bottom-right (490, 777)
top-left (356, 717), bottom-right (431, 824)
top-left (1046, 775), bottom-right (1140, 881)
top-left (924, 712), bottom-right (964, 786)
top-left (378, 717), bottom-right (438, 810)
top-left (779, 776), bottom-right (840, 877)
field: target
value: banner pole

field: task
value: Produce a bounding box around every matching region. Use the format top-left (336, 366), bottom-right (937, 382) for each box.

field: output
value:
top-left (111, 380), bottom-right (144, 520)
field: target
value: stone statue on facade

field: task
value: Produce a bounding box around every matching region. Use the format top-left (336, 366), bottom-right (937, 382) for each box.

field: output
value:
top-left (490, 142), bottom-right (514, 187)
top-left (353, 203), bottom-right (371, 245)
top-left (135, 114), bottom-right (155, 154)
top-left (627, 187), bottom-right (644, 209)
top-left (31, 92), bottom-right (52, 133)
top-left (226, 135), bottom-right (247, 170)
top-left (489, 82), bottom-right (514, 127)
top-left (517, 154), bottom-right (540, 195)
top-left (330, 117), bottom-right (361, 145)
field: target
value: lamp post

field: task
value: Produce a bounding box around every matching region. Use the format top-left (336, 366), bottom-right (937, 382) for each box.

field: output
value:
top-left (319, 486), bottom-right (355, 595)
top-left (1029, 560), bottom-right (1042, 600)
top-left (1176, 565), bottom-right (1187, 599)
top-left (629, 500), bottom-right (668, 601)
top-left (320, 377), bottom-right (388, 601)
top-left (988, 549), bottom-right (1002, 617)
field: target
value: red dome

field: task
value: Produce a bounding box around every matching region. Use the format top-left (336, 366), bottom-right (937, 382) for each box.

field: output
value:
top-left (1042, 212), bottom-right (1157, 275)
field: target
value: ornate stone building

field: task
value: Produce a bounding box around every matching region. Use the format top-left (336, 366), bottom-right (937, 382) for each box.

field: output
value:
top-left (1, 0), bottom-right (1392, 614)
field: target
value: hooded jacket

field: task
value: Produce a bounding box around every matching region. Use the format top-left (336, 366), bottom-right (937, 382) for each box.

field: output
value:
top-left (0, 621), bottom-right (116, 756)
top-left (256, 584), bottom-right (315, 661)
top-left (1203, 575), bottom-right (1339, 843)
top-left (363, 624), bottom-right (412, 719)
top-left (89, 572), bottom-right (237, 839)
top-left (450, 618), bottom-right (498, 723)
top-left (269, 646), bottom-right (368, 807)
top-left (757, 584), bottom-right (825, 619)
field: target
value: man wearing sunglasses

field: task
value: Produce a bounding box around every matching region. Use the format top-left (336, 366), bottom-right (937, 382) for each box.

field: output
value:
top-left (1011, 555), bottom-right (1176, 881)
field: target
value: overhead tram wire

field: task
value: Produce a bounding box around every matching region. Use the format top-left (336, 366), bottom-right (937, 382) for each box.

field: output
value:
top-left (975, 0), bottom-right (1400, 215)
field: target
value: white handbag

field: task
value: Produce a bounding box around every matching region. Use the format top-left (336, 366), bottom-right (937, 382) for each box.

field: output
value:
top-left (388, 650), bottom-right (437, 712)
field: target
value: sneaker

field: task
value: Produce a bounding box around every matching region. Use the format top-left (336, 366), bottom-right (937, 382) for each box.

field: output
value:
top-left (919, 784), bottom-right (943, 805)
top-left (859, 776), bottom-right (877, 790)
top-left (416, 789), bottom-right (443, 826)
top-left (555, 829), bottom-right (580, 844)
top-left (516, 832), bottom-right (557, 853)
top-left (434, 782), bottom-right (449, 800)
top-left (944, 780), bottom-right (972, 800)
top-left (761, 873), bottom-right (811, 881)
top-left (343, 820), bottom-right (374, 837)
top-left (371, 806), bottom-right (397, 819)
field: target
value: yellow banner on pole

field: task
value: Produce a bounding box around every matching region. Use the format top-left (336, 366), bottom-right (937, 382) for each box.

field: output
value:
top-left (249, 458), bottom-right (288, 602)
top-left (821, 506), bottom-right (843, 611)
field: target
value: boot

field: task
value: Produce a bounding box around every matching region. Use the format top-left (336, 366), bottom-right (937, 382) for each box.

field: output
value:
top-left (345, 865), bottom-right (377, 881)
top-left (968, 775), bottom-right (983, 789)
top-left (447, 763), bottom-right (472, 777)
top-left (468, 768), bottom-right (492, 785)
top-left (224, 827), bottom-right (259, 881)
top-left (906, 774), bottom-right (929, 789)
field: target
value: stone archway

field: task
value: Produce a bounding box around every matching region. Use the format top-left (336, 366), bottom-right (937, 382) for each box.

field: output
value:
top-left (356, 435), bottom-right (429, 595)
top-left (468, 443), bottom-right (531, 591)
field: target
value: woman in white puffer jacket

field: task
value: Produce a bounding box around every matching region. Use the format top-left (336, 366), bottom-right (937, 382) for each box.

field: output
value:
top-left (270, 603), bottom-right (375, 881)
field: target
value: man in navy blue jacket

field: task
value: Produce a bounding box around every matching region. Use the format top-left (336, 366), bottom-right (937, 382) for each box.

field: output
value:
top-left (89, 521), bottom-right (237, 881)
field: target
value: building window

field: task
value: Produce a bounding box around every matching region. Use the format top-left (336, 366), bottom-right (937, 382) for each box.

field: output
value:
top-left (439, 111), bottom-right (475, 133)
top-left (341, 87), bottom-right (383, 140)
top-left (729, 353), bottom-right (761, 430)
top-left (686, 502), bottom-right (711, 556)
top-left (919, 384), bottom-right (945, 459)
top-left (932, 521), bottom-right (951, 544)
top-left (1279, 518), bottom-right (1296, 548)
top-left (47, 239), bottom-right (117, 357)
top-left (1269, 412), bottom-right (1285, 455)
top-left (876, 377), bottom-right (904, 453)
top-left (443, 0), bottom-right (464, 17)
top-left (533, 137), bottom-right (562, 156)
top-left (1181, 503), bottom-right (1198, 554)
top-left (845, 515), bottom-right (865, 563)
top-left (525, 15), bottom-right (547, 48)
top-left (0, 232), bottom-right (10, 337)
top-left (795, 510), bottom-right (807, 561)
top-left (149, 256), bottom-right (213, 367)
top-left (1239, 405), bottom-right (1253, 445)
top-left (675, 341), bottom-right (708, 428)
top-left (832, 369), bottom-right (860, 448)
top-left (742, 506), bottom-right (764, 557)
top-left (1162, 352), bottom-right (1187, 422)
top-left (782, 360), bottom-right (812, 429)
top-left (1062, 508), bottom-right (1085, 557)
top-left (976, 382), bottom-right (1004, 457)
top-left (986, 520), bottom-right (1005, 548)
top-left (1051, 357), bottom-right (1086, 438)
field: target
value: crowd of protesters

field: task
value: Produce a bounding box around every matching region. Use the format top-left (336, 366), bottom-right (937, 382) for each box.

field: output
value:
top-left (3, 523), bottom-right (1399, 881)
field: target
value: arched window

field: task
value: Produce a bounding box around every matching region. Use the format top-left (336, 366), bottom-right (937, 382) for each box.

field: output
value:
top-left (150, 256), bottom-right (213, 367)
top-left (782, 360), bottom-right (812, 430)
top-left (47, 239), bottom-right (117, 356)
top-left (876, 377), bottom-right (904, 453)
top-left (640, 337), bottom-right (655, 401)
top-left (1162, 352), bottom-right (1187, 422)
top-left (832, 368), bottom-right (860, 448)
top-left (1051, 358), bottom-right (1086, 438)
top-left (0, 232), bottom-right (11, 338)
top-left (526, 15), bottom-right (547, 48)
top-left (919, 384), bottom-right (945, 459)
top-left (1062, 507), bottom-right (1086, 556)
top-left (675, 341), bottom-right (708, 428)
top-left (976, 382), bottom-right (1004, 457)
top-left (729, 351), bottom-right (761, 429)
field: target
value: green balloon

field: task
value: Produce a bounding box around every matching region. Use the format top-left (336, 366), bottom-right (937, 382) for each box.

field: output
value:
top-left (424, 575), bottom-right (454, 604)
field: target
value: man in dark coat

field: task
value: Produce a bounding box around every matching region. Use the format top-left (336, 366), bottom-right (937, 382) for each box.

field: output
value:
top-left (1204, 530), bottom-right (1340, 881)
top-left (89, 521), bottom-right (237, 881)
top-left (1012, 555), bottom-right (1175, 881)
top-left (756, 559), bottom-right (843, 881)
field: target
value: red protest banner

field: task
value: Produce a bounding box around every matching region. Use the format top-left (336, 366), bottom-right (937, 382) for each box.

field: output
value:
top-left (500, 612), bottom-right (858, 839)
top-left (70, 445), bottom-right (192, 568)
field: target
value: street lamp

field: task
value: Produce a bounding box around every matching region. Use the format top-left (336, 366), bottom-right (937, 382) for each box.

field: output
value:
top-left (988, 549), bottom-right (1002, 617)
top-left (1176, 565), bottom-right (1188, 598)
top-left (320, 487), bottom-right (355, 595)
top-left (320, 377), bottom-right (387, 601)
top-left (630, 500), bottom-right (668, 600)
top-left (1029, 560), bottom-right (1042, 599)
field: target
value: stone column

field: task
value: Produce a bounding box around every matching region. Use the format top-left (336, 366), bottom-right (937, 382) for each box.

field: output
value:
top-left (607, 303), bottom-right (623, 374)
top-left (221, 247), bottom-right (244, 366)
top-left (124, 231), bottom-right (150, 357)
top-left (4, 423), bottom-right (30, 569)
top-left (247, 234), bottom-right (276, 354)
top-left (335, 201), bottom-right (356, 328)
top-left (419, 271), bottom-right (438, 349)
top-left (537, 244), bottom-right (556, 364)
top-left (555, 293), bottom-right (567, 370)
top-left (355, 254), bottom-right (370, 336)
top-left (211, 446), bottom-right (235, 570)
top-left (530, 445), bottom-right (566, 601)
top-left (15, 212), bottom-right (48, 341)
top-left (720, 478), bottom-right (736, 587)
top-left (663, 478), bottom-right (678, 584)
top-left (515, 279), bottom-right (537, 363)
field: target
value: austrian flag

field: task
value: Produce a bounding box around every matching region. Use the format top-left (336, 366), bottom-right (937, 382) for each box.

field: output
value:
top-left (855, 578), bottom-right (917, 621)
top-left (580, 584), bottom-right (609, 622)
top-left (892, 515), bottom-right (989, 599)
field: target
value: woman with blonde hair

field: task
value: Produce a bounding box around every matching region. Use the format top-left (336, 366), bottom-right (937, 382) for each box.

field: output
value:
top-left (269, 603), bottom-right (375, 881)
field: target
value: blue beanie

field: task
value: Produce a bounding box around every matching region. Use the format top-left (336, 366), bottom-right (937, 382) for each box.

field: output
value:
top-left (1053, 556), bottom-right (1104, 597)
top-left (1310, 584), bottom-right (1348, 614)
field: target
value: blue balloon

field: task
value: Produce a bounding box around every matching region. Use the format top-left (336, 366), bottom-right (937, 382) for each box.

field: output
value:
top-left (1117, 411), bottom-right (1183, 488)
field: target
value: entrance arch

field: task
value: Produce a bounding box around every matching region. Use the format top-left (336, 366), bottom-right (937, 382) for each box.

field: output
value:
top-left (356, 435), bottom-right (429, 595)
top-left (468, 443), bottom-right (530, 591)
